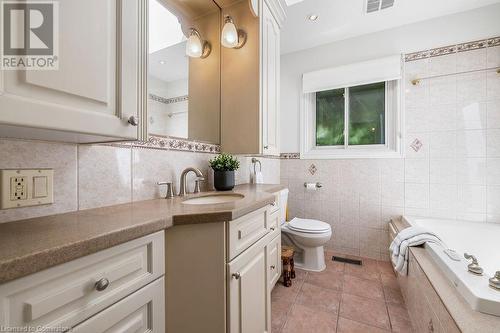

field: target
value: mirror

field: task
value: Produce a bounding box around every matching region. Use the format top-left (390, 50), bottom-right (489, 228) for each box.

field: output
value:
top-left (148, 0), bottom-right (221, 144)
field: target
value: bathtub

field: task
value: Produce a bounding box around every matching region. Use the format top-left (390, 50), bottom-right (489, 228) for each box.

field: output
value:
top-left (404, 216), bottom-right (500, 317)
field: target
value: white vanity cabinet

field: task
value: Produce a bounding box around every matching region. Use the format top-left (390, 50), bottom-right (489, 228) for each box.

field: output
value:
top-left (0, 0), bottom-right (147, 143)
top-left (0, 231), bottom-right (165, 332)
top-left (166, 190), bottom-right (285, 333)
top-left (220, 0), bottom-right (285, 156)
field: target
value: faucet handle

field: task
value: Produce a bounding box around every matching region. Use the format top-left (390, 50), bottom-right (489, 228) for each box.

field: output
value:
top-left (157, 181), bottom-right (175, 199)
top-left (194, 177), bottom-right (205, 193)
top-left (489, 271), bottom-right (500, 290)
top-left (464, 253), bottom-right (483, 275)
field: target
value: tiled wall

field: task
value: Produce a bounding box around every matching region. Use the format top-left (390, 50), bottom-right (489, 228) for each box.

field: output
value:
top-left (0, 138), bottom-right (280, 223)
top-left (281, 41), bottom-right (500, 261)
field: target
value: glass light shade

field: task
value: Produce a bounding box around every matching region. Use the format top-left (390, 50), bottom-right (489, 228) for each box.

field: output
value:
top-left (221, 21), bottom-right (238, 48)
top-left (186, 33), bottom-right (203, 58)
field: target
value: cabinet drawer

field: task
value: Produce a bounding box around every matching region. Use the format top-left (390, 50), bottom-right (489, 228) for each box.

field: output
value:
top-left (0, 231), bottom-right (164, 332)
top-left (267, 235), bottom-right (281, 289)
top-left (72, 277), bottom-right (165, 333)
top-left (228, 207), bottom-right (270, 260)
top-left (268, 210), bottom-right (280, 240)
top-left (269, 192), bottom-right (280, 214)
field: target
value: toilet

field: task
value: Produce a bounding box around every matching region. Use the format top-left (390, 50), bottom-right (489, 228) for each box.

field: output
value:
top-left (279, 189), bottom-right (332, 272)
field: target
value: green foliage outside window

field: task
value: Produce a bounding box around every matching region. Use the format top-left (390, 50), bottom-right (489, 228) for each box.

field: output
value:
top-left (316, 82), bottom-right (385, 146)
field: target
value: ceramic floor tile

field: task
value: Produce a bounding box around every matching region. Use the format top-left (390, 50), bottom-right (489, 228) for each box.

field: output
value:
top-left (387, 304), bottom-right (414, 333)
top-left (337, 317), bottom-right (391, 333)
top-left (293, 268), bottom-right (309, 281)
top-left (384, 286), bottom-right (405, 305)
top-left (271, 298), bottom-right (291, 333)
top-left (295, 282), bottom-right (341, 314)
top-left (381, 272), bottom-right (400, 290)
top-left (306, 269), bottom-right (343, 291)
top-left (377, 260), bottom-right (395, 276)
top-left (339, 293), bottom-right (391, 330)
top-left (325, 257), bottom-right (346, 273)
top-left (272, 280), bottom-right (303, 303)
top-left (282, 304), bottom-right (337, 333)
top-left (343, 274), bottom-right (385, 301)
top-left (345, 260), bottom-right (381, 282)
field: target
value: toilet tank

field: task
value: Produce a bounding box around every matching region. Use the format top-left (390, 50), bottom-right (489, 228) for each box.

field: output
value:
top-left (279, 189), bottom-right (289, 223)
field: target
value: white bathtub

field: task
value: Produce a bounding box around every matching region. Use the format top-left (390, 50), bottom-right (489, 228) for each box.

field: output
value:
top-left (404, 216), bottom-right (500, 317)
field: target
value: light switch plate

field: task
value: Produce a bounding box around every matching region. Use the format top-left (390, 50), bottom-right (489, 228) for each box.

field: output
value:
top-left (0, 169), bottom-right (54, 209)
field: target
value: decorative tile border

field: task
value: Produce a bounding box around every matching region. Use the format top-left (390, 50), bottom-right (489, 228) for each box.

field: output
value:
top-left (106, 136), bottom-right (220, 154)
top-left (149, 93), bottom-right (188, 105)
top-left (405, 36), bottom-right (500, 62)
top-left (280, 153), bottom-right (300, 159)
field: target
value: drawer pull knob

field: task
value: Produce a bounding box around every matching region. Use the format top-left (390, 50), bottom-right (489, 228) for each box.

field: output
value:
top-left (271, 202), bottom-right (277, 206)
top-left (271, 265), bottom-right (275, 270)
top-left (232, 272), bottom-right (241, 279)
top-left (270, 227), bottom-right (275, 231)
top-left (95, 278), bottom-right (110, 291)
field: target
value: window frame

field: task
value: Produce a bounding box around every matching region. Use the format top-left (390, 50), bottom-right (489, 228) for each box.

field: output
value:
top-left (300, 80), bottom-right (403, 159)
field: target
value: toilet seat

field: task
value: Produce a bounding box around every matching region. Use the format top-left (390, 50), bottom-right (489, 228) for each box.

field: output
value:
top-left (287, 218), bottom-right (331, 234)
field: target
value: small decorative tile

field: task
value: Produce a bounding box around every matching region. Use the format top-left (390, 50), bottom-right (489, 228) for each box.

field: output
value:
top-left (410, 139), bottom-right (423, 152)
top-left (308, 164), bottom-right (317, 175)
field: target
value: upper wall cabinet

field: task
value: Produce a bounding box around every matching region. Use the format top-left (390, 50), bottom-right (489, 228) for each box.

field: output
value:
top-left (219, 0), bottom-right (285, 156)
top-left (0, 0), bottom-right (147, 143)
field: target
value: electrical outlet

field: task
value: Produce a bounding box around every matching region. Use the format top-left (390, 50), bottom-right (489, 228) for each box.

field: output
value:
top-left (10, 176), bottom-right (27, 201)
top-left (0, 169), bottom-right (54, 209)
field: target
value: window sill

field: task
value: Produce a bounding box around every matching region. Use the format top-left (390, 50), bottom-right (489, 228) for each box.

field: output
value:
top-left (300, 147), bottom-right (403, 159)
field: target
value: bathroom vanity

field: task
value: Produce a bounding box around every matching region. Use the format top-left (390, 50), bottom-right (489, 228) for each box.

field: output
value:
top-left (0, 232), bottom-right (166, 332)
top-left (165, 190), bottom-right (283, 333)
top-left (0, 184), bottom-right (285, 333)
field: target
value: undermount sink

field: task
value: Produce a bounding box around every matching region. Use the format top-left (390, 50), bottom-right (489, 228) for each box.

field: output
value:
top-left (182, 193), bottom-right (245, 205)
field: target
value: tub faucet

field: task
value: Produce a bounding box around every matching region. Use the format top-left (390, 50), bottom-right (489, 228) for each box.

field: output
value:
top-left (464, 253), bottom-right (483, 275)
top-left (179, 167), bottom-right (205, 196)
top-left (490, 271), bottom-right (500, 290)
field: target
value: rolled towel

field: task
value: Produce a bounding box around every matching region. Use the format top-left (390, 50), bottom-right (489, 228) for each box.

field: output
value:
top-left (389, 226), bottom-right (444, 275)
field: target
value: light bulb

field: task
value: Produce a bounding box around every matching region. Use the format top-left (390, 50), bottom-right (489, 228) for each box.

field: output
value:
top-left (186, 31), bottom-right (202, 58)
top-left (221, 18), bottom-right (238, 48)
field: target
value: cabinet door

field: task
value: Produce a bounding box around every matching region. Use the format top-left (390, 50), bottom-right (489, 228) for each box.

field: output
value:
top-left (261, 1), bottom-right (280, 156)
top-left (0, 0), bottom-right (147, 143)
top-left (228, 237), bottom-right (270, 333)
top-left (71, 278), bottom-right (164, 333)
top-left (267, 235), bottom-right (281, 289)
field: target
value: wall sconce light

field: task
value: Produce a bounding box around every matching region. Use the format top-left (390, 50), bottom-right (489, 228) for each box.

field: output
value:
top-left (221, 16), bottom-right (247, 49)
top-left (185, 28), bottom-right (211, 58)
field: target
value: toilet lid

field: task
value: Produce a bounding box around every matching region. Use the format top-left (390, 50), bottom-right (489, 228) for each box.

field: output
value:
top-left (288, 218), bottom-right (331, 234)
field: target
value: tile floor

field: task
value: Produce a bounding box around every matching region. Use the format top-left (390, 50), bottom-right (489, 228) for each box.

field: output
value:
top-left (271, 253), bottom-right (414, 333)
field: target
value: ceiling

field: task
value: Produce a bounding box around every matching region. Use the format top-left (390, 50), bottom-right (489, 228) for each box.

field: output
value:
top-left (149, 42), bottom-right (188, 82)
top-left (281, 0), bottom-right (500, 54)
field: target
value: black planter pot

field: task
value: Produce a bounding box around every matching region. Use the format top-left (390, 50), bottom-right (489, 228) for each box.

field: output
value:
top-left (213, 170), bottom-right (235, 191)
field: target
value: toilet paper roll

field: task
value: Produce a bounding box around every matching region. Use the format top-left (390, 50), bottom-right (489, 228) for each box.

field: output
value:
top-left (305, 183), bottom-right (317, 191)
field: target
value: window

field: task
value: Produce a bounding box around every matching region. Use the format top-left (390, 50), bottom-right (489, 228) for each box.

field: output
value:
top-left (301, 80), bottom-right (402, 159)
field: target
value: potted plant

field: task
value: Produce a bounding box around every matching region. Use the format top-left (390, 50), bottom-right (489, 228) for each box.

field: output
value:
top-left (209, 153), bottom-right (240, 191)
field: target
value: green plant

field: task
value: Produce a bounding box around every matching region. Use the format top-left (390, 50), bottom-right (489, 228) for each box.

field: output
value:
top-left (209, 153), bottom-right (240, 171)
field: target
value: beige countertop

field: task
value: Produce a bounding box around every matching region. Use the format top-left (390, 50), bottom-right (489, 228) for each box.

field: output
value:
top-left (0, 184), bottom-right (286, 284)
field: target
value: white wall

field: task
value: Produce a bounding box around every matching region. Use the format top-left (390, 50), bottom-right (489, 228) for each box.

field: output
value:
top-left (148, 77), bottom-right (189, 138)
top-left (280, 4), bottom-right (500, 153)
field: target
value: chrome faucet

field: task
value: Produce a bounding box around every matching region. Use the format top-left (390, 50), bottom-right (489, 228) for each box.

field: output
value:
top-left (179, 167), bottom-right (205, 196)
top-left (464, 253), bottom-right (484, 275)
top-left (490, 271), bottom-right (500, 290)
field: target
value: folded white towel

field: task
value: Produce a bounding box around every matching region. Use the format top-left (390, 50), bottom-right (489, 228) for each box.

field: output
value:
top-left (389, 226), bottom-right (443, 275)
top-left (253, 171), bottom-right (264, 184)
